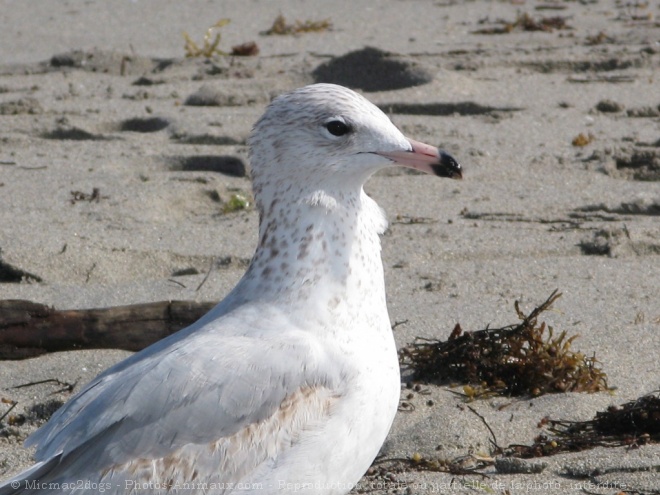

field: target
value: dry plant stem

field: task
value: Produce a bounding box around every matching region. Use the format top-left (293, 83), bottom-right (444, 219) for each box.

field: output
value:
top-left (467, 405), bottom-right (502, 454)
top-left (183, 19), bottom-right (230, 58)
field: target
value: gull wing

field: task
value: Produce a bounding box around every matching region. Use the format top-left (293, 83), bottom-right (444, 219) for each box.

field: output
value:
top-left (15, 304), bottom-right (343, 486)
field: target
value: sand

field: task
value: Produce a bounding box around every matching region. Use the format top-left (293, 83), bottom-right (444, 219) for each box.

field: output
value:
top-left (0, 0), bottom-right (659, 493)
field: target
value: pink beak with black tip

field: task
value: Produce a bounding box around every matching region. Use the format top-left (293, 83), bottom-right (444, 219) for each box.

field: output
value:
top-left (376, 138), bottom-right (462, 179)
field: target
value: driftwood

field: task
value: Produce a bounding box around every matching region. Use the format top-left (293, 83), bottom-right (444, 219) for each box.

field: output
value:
top-left (0, 299), bottom-right (217, 360)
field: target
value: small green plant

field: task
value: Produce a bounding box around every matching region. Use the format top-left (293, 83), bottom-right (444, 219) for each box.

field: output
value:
top-left (222, 193), bottom-right (250, 214)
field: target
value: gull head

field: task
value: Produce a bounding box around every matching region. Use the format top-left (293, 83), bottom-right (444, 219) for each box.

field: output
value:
top-left (248, 84), bottom-right (461, 206)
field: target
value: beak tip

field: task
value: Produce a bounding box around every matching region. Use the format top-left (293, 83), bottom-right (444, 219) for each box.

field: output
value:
top-left (434, 152), bottom-right (463, 179)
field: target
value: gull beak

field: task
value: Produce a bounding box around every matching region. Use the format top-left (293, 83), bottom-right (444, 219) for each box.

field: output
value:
top-left (376, 138), bottom-right (462, 179)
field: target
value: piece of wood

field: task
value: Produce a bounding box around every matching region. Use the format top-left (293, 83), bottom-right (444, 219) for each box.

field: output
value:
top-left (0, 300), bottom-right (217, 360)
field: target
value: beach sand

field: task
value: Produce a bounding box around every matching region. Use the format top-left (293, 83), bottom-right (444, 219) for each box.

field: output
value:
top-left (0, 0), bottom-right (659, 493)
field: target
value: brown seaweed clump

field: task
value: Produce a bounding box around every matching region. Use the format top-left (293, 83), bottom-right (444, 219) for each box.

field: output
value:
top-left (509, 391), bottom-right (660, 457)
top-left (473, 13), bottom-right (571, 35)
top-left (399, 291), bottom-right (609, 398)
top-left (572, 132), bottom-right (595, 147)
top-left (263, 15), bottom-right (332, 35)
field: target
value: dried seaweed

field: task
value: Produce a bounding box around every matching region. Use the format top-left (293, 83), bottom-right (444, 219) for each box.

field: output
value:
top-left (399, 291), bottom-right (609, 398)
top-left (516, 13), bottom-right (570, 32)
top-left (572, 132), bottom-right (595, 147)
top-left (263, 14), bottom-right (332, 35)
top-left (508, 391), bottom-right (660, 457)
top-left (366, 453), bottom-right (493, 481)
top-left (373, 393), bottom-right (660, 479)
top-left (183, 19), bottom-right (231, 58)
top-left (473, 13), bottom-right (571, 35)
top-left (70, 187), bottom-right (106, 204)
top-left (586, 31), bottom-right (616, 45)
top-left (231, 41), bottom-right (259, 57)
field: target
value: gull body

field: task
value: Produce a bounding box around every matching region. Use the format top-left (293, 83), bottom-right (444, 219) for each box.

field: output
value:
top-left (1, 84), bottom-right (461, 495)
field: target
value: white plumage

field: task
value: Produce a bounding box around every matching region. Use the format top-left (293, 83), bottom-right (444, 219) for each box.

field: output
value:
top-left (1, 83), bottom-right (460, 495)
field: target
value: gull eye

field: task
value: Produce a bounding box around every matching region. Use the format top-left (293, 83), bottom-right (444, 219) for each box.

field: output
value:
top-left (324, 120), bottom-right (351, 137)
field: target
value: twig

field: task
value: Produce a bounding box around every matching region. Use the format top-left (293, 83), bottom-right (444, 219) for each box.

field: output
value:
top-left (84, 262), bottom-right (97, 283)
top-left (0, 400), bottom-right (17, 423)
top-left (392, 319), bottom-right (409, 330)
top-left (168, 278), bottom-right (186, 288)
top-left (196, 259), bottom-right (214, 291)
top-left (10, 378), bottom-right (77, 394)
top-left (467, 405), bottom-right (502, 454)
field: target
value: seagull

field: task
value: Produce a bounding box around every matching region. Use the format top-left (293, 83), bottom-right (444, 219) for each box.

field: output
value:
top-left (1, 83), bottom-right (461, 495)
